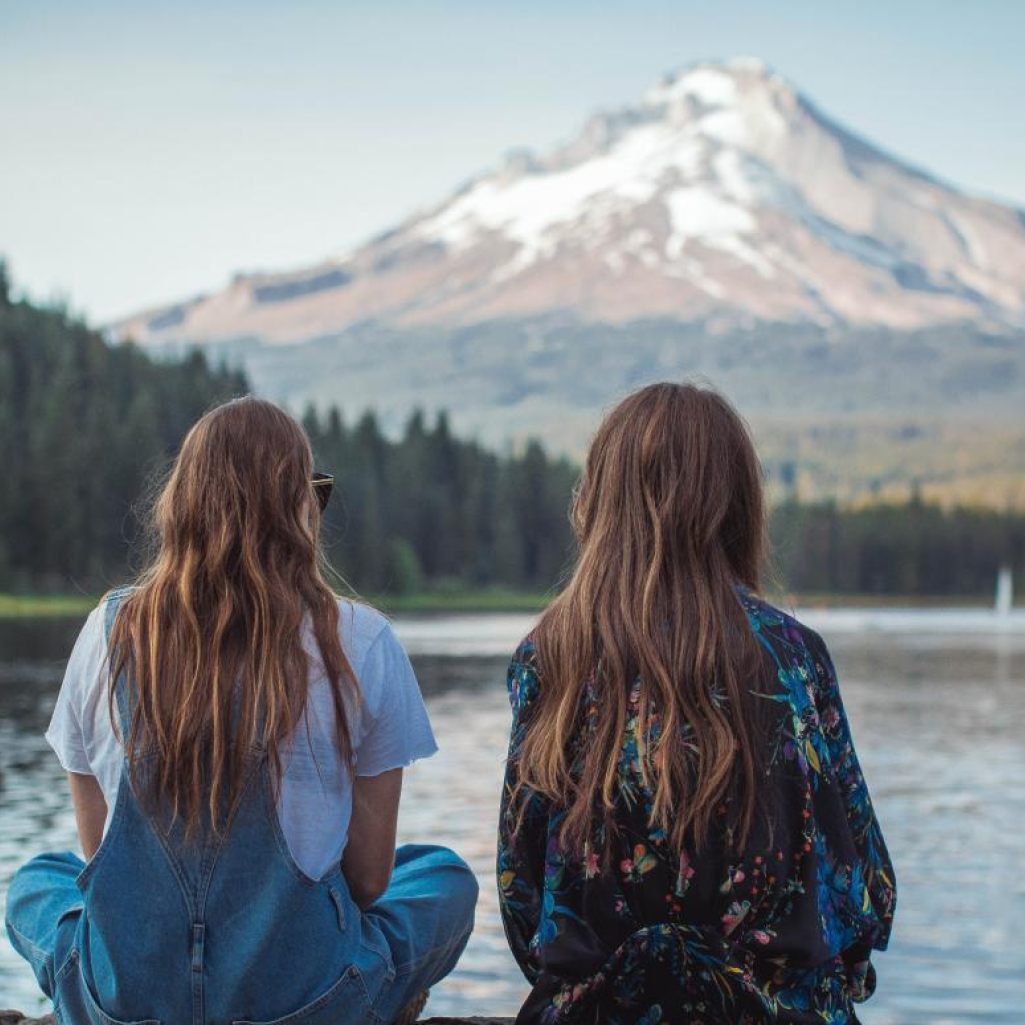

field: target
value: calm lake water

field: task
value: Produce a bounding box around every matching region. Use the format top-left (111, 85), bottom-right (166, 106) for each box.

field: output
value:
top-left (1, 609), bottom-right (1024, 1021)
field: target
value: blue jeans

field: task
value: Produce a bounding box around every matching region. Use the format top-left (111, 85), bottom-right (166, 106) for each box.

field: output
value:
top-left (6, 843), bottom-right (477, 1023)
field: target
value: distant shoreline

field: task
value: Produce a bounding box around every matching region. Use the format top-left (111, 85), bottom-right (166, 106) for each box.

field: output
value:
top-left (0, 589), bottom-right (553, 619)
top-left (0, 590), bottom-right (1006, 620)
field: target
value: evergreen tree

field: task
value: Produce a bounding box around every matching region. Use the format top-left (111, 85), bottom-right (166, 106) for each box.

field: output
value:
top-left (0, 276), bottom-right (246, 592)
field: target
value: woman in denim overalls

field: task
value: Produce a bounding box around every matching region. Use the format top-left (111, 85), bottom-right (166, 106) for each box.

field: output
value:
top-left (5, 397), bottom-right (477, 1024)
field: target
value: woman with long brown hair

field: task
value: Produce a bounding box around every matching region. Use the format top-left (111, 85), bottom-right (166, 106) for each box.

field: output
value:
top-left (498, 383), bottom-right (895, 1023)
top-left (6, 397), bottom-right (477, 1024)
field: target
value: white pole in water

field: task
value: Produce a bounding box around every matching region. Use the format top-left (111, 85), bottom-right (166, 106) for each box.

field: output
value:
top-left (995, 566), bottom-right (1013, 616)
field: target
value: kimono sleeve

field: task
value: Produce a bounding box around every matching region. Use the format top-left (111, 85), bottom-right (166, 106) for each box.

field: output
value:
top-left (805, 628), bottom-right (897, 999)
top-left (496, 637), bottom-right (550, 984)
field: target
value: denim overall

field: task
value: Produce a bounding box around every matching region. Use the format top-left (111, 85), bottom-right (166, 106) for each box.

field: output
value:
top-left (6, 589), bottom-right (477, 1024)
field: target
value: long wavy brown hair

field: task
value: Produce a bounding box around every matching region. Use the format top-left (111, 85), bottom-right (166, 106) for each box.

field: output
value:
top-left (517, 382), bottom-right (768, 856)
top-left (107, 396), bottom-right (357, 837)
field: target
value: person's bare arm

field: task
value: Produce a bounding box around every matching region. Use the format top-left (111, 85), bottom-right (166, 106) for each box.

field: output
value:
top-left (342, 767), bottom-right (402, 910)
top-left (69, 772), bottom-right (107, 860)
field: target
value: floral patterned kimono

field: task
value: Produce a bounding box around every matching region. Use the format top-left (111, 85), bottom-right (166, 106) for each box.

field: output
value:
top-left (497, 591), bottom-right (895, 1024)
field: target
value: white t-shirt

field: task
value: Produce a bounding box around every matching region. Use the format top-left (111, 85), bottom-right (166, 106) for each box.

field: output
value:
top-left (46, 600), bottom-right (437, 880)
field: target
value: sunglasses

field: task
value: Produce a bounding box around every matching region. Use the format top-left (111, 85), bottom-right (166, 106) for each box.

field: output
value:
top-left (312, 472), bottom-right (334, 511)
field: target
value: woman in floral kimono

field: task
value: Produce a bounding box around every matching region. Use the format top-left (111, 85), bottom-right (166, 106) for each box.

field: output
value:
top-left (498, 382), bottom-right (895, 1024)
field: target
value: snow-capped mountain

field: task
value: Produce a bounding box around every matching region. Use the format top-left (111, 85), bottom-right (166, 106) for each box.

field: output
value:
top-left (107, 59), bottom-right (1025, 505)
top-left (115, 58), bottom-right (1025, 345)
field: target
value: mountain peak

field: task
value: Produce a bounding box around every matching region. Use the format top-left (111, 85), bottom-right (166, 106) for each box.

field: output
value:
top-left (643, 57), bottom-right (786, 108)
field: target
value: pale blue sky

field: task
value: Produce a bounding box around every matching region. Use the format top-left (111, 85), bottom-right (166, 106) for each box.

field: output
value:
top-left (2, 0), bottom-right (1023, 321)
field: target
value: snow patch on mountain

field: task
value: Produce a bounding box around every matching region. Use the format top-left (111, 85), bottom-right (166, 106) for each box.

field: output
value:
top-left (417, 122), bottom-right (698, 256)
top-left (415, 61), bottom-right (796, 283)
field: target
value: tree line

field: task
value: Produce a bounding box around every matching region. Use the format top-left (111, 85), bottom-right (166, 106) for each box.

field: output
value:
top-left (1, 268), bottom-right (1022, 600)
top-left (0, 269), bottom-right (579, 596)
top-left (302, 405), bottom-right (578, 594)
top-left (0, 266), bottom-right (247, 591)
top-left (770, 496), bottom-right (1025, 598)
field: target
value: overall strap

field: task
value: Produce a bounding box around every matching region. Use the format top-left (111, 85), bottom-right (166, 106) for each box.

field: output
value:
top-left (103, 585), bottom-right (137, 740)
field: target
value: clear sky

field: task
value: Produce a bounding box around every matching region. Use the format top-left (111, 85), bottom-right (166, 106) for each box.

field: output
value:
top-left (2, 0), bottom-right (1023, 322)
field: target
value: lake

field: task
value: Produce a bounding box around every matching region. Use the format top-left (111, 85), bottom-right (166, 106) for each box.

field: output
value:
top-left (2, 609), bottom-right (1024, 1021)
